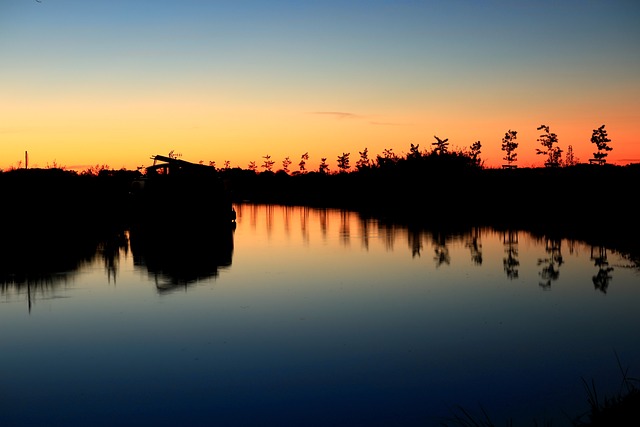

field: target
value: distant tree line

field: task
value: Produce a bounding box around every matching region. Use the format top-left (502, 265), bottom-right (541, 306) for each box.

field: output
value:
top-left (0, 123), bottom-right (616, 175)
top-left (219, 123), bottom-right (614, 175)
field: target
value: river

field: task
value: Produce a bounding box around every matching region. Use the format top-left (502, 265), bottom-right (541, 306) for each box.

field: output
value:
top-left (1, 203), bottom-right (639, 426)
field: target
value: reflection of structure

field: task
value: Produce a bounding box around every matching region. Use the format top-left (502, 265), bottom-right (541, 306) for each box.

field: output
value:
top-left (129, 222), bottom-right (235, 293)
top-left (537, 238), bottom-right (563, 289)
top-left (591, 246), bottom-right (614, 294)
top-left (503, 230), bottom-right (520, 279)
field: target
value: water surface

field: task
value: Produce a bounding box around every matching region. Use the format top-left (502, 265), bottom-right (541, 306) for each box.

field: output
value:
top-left (1, 203), bottom-right (639, 426)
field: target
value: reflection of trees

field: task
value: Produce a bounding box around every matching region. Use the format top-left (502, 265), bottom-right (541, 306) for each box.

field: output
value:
top-left (359, 217), bottom-right (372, 250)
top-left (96, 229), bottom-right (130, 284)
top-left (408, 227), bottom-right (423, 258)
top-left (339, 210), bottom-right (350, 247)
top-left (466, 227), bottom-right (483, 265)
top-left (591, 246), bottom-right (614, 294)
top-left (1, 277), bottom-right (70, 313)
top-left (0, 223), bottom-right (122, 312)
top-left (300, 206), bottom-right (310, 244)
top-left (283, 205), bottom-right (293, 237)
top-left (319, 209), bottom-right (328, 240)
top-left (265, 204), bottom-right (275, 238)
top-left (537, 238), bottom-right (563, 289)
top-left (381, 223), bottom-right (396, 251)
top-left (503, 230), bottom-right (520, 279)
top-left (234, 205), bottom-right (640, 292)
top-left (432, 232), bottom-right (450, 267)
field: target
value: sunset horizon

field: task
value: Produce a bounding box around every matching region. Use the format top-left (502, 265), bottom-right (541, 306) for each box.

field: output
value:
top-left (2, 1), bottom-right (639, 172)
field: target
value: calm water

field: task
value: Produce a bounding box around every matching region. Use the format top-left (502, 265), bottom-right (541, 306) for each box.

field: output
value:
top-left (1, 203), bottom-right (639, 427)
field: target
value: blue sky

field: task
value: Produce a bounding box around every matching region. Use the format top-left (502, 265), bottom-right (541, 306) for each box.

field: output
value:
top-left (1, 0), bottom-right (639, 170)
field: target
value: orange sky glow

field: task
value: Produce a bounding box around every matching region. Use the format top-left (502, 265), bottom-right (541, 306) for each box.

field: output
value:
top-left (2, 1), bottom-right (639, 172)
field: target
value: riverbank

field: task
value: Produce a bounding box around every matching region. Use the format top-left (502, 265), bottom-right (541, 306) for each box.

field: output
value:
top-left (1, 164), bottom-right (638, 265)
top-left (221, 164), bottom-right (640, 267)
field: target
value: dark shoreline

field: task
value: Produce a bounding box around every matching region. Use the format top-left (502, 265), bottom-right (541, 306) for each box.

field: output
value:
top-left (1, 164), bottom-right (638, 263)
top-left (221, 164), bottom-right (640, 265)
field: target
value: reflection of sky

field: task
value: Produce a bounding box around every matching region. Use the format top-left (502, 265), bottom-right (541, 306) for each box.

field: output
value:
top-left (1, 204), bottom-right (639, 426)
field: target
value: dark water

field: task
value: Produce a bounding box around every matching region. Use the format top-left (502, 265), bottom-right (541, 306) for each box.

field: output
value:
top-left (1, 203), bottom-right (639, 426)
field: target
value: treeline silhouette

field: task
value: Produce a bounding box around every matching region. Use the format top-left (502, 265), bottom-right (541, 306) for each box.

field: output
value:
top-left (1, 151), bottom-right (638, 256)
top-left (220, 156), bottom-right (637, 228)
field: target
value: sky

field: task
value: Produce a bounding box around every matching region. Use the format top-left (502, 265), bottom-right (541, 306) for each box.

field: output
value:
top-left (1, 0), bottom-right (639, 171)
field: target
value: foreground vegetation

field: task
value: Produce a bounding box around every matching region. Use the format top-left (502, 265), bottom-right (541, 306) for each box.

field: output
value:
top-left (441, 353), bottom-right (640, 427)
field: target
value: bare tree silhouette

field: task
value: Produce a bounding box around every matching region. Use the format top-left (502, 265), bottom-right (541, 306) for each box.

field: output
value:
top-left (565, 145), bottom-right (579, 166)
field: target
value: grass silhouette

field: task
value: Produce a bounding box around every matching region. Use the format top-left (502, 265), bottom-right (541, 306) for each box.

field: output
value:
top-left (440, 352), bottom-right (639, 427)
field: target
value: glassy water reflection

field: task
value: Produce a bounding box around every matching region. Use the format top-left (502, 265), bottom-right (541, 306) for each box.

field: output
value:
top-left (1, 203), bottom-right (639, 427)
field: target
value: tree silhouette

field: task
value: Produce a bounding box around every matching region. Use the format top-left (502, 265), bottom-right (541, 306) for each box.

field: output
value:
top-left (407, 143), bottom-right (422, 160)
top-left (299, 152), bottom-right (309, 173)
top-left (356, 148), bottom-right (371, 170)
top-left (318, 158), bottom-right (329, 174)
top-left (564, 145), bottom-right (578, 166)
top-left (168, 150), bottom-right (182, 160)
top-left (248, 161), bottom-right (257, 171)
top-left (376, 148), bottom-right (399, 168)
top-left (469, 141), bottom-right (482, 166)
top-left (536, 124), bottom-right (562, 167)
top-left (590, 124), bottom-right (613, 165)
top-left (262, 154), bottom-right (275, 172)
top-left (282, 157), bottom-right (292, 174)
top-left (336, 152), bottom-right (351, 173)
top-left (501, 130), bottom-right (518, 168)
top-left (431, 135), bottom-right (449, 155)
